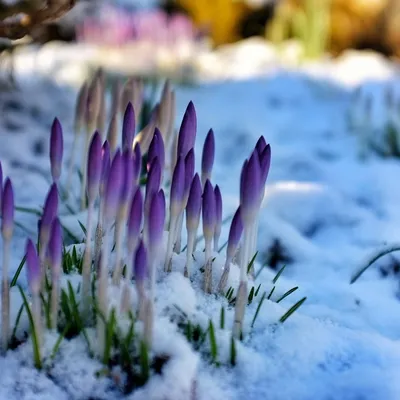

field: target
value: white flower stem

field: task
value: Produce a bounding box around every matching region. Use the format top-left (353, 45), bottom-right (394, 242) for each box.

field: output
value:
top-left (184, 230), bottom-right (195, 278)
top-left (203, 238), bottom-right (213, 293)
top-left (39, 244), bottom-right (48, 295)
top-left (80, 132), bottom-right (90, 210)
top-left (233, 280), bottom-right (247, 339)
top-left (32, 292), bottom-right (42, 349)
top-left (173, 211), bottom-right (184, 253)
top-left (50, 277), bottom-right (59, 330)
top-left (81, 201), bottom-right (94, 319)
top-left (94, 202), bottom-right (103, 271)
top-left (1, 238), bottom-right (10, 353)
top-left (112, 208), bottom-right (127, 286)
top-left (65, 132), bottom-right (80, 197)
top-left (217, 257), bottom-right (231, 294)
top-left (97, 226), bottom-right (109, 357)
top-left (164, 215), bottom-right (177, 272)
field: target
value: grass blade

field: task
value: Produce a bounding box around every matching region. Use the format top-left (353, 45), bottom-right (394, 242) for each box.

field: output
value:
top-left (251, 291), bottom-right (267, 329)
top-left (272, 264), bottom-right (287, 284)
top-left (220, 307), bottom-right (225, 330)
top-left (247, 251), bottom-right (258, 275)
top-left (18, 285), bottom-right (41, 369)
top-left (279, 297), bottom-right (307, 323)
top-left (10, 255), bottom-right (27, 287)
top-left (230, 335), bottom-right (236, 366)
top-left (208, 320), bottom-right (218, 364)
top-left (275, 287), bottom-right (299, 304)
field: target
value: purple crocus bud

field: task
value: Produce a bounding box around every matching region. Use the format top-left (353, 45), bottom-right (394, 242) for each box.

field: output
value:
top-left (148, 189), bottom-right (165, 248)
top-left (186, 173), bottom-right (201, 231)
top-left (133, 142), bottom-right (142, 184)
top-left (41, 183), bottom-right (59, 240)
top-left (170, 156), bottom-right (185, 215)
top-left (104, 150), bottom-right (123, 222)
top-left (100, 140), bottom-right (111, 196)
top-left (240, 152), bottom-right (261, 223)
top-left (145, 158), bottom-right (161, 213)
top-left (177, 101), bottom-right (196, 157)
top-left (48, 218), bottom-right (62, 275)
top-left (147, 128), bottom-right (165, 172)
top-left (201, 129), bottom-right (215, 185)
top-left (50, 118), bottom-right (63, 182)
top-left (87, 131), bottom-right (102, 204)
top-left (184, 148), bottom-right (195, 198)
top-left (202, 179), bottom-right (216, 239)
top-left (120, 150), bottom-right (134, 207)
top-left (127, 187), bottom-right (143, 250)
top-left (260, 144), bottom-right (271, 186)
top-left (134, 239), bottom-right (147, 282)
top-left (255, 136), bottom-right (267, 156)
top-left (26, 239), bottom-right (40, 294)
top-left (214, 185), bottom-right (222, 241)
top-left (227, 206), bottom-right (243, 258)
top-left (1, 178), bottom-right (14, 240)
top-left (122, 102), bottom-right (135, 152)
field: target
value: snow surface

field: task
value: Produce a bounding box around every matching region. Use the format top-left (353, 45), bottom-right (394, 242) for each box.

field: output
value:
top-left (0, 40), bottom-right (400, 399)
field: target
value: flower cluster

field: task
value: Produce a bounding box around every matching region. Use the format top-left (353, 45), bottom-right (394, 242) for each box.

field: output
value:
top-left (76, 6), bottom-right (204, 48)
top-left (0, 74), bottom-right (271, 382)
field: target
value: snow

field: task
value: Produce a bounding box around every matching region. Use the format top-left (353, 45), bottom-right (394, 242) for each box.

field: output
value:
top-left (0, 38), bottom-right (400, 399)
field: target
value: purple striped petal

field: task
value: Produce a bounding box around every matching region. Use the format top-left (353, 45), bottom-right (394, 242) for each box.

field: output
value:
top-left (50, 118), bottom-right (63, 182)
top-left (202, 179), bottom-right (216, 239)
top-left (1, 178), bottom-right (14, 240)
top-left (122, 102), bottom-right (135, 151)
top-left (26, 239), bottom-right (40, 294)
top-left (87, 131), bottom-right (102, 203)
top-left (177, 101), bottom-right (196, 157)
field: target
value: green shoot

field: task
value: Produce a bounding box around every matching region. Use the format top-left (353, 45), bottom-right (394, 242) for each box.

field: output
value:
top-left (251, 292), bottom-right (267, 329)
top-left (247, 251), bottom-right (258, 275)
top-left (248, 286), bottom-right (255, 305)
top-left (230, 335), bottom-right (236, 366)
top-left (139, 340), bottom-right (150, 382)
top-left (103, 308), bottom-right (117, 365)
top-left (208, 320), bottom-right (218, 365)
top-left (273, 264), bottom-right (287, 284)
top-left (18, 286), bottom-right (41, 369)
top-left (10, 255), bottom-right (27, 287)
top-left (275, 287), bottom-right (299, 303)
top-left (280, 297), bottom-right (307, 323)
top-left (220, 307), bottom-right (225, 330)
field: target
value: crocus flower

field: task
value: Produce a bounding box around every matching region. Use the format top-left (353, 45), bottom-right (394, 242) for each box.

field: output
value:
top-left (50, 118), bottom-right (63, 182)
top-left (48, 218), bottom-right (62, 330)
top-left (107, 112), bottom-right (119, 155)
top-left (201, 129), bottom-right (215, 186)
top-left (120, 150), bottom-right (134, 207)
top-left (26, 239), bottom-right (41, 295)
top-left (240, 152), bottom-right (261, 225)
top-left (255, 136), bottom-right (267, 156)
top-left (184, 173), bottom-right (202, 277)
top-left (202, 179), bottom-right (216, 293)
top-left (147, 189), bottom-right (165, 249)
top-left (122, 102), bottom-right (135, 152)
top-left (134, 239), bottom-right (147, 283)
top-left (127, 187), bottom-right (143, 254)
top-left (100, 140), bottom-right (111, 197)
top-left (103, 150), bottom-right (123, 224)
top-left (259, 144), bottom-right (271, 188)
top-left (40, 183), bottom-right (58, 245)
top-left (144, 157), bottom-right (161, 216)
top-left (74, 82), bottom-right (89, 134)
top-left (87, 132), bottom-right (102, 204)
top-left (1, 178), bottom-right (14, 241)
top-left (165, 156), bottom-right (185, 272)
top-left (177, 101), bottom-right (196, 158)
top-left (147, 128), bottom-right (165, 173)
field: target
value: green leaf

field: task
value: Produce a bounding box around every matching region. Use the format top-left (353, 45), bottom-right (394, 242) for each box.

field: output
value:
top-left (248, 286), bottom-right (255, 305)
top-left (139, 340), bottom-right (150, 382)
top-left (279, 297), bottom-right (307, 323)
top-left (50, 324), bottom-right (70, 360)
top-left (254, 283), bottom-right (261, 297)
top-left (350, 245), bottom-right (400, 284)
top-left (275, 287), bottom-right (299, 304)
top-left (219, 307), bottom-right (225, 330)
top-left (272, 264), bottom-right (287, 284)
top-left (15, 206), bottom-right (42, 216)
top-left (267, 286), bottom-right (275, 300)
top-left (247, 251), bottom-right (258, 275)
top-left (18, 286), bottom-right (41, 369)
top-left (103, 308), bottom-right (116, 365)
top-left (11, 304), bottom-right (24, 341)
top-left (208, 320), bottom-right (218, 364)
top-left (10, 255), bottom-right (27, 287)
top-left (78, 220), bottom-right (87, 237)
top-left (251, 292), bottom-right (267, 329)
top-left (230, 335), bottom-right (236, 367)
